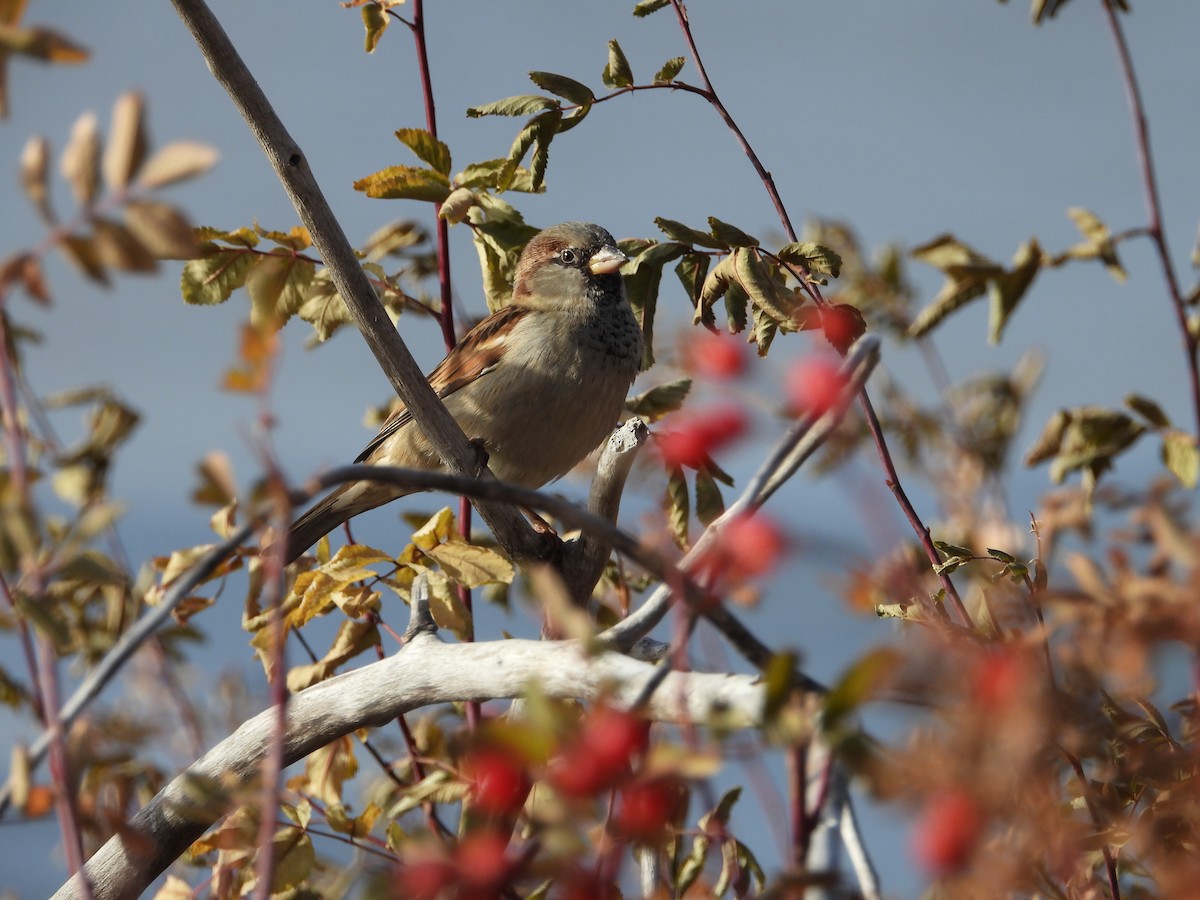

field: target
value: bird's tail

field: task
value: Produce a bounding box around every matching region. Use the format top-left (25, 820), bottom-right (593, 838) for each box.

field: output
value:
top-left (283, 481), bottom-right (403, 564)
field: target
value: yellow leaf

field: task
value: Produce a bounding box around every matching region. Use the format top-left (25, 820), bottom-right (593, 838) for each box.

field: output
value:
top-left (102, 92), bottom-right (146, 190)
top-left (124, 201), bottom-right (201, 259)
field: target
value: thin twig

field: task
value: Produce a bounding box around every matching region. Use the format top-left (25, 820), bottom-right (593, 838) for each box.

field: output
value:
top-left (1101, 0), bottom-right (1200, 439)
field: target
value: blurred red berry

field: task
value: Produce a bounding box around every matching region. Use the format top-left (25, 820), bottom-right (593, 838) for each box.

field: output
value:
top-left (397, 856), bottom-right (456, 899)
top-left (911, 789), bottom-right (984, 876)
top-left (657, 406), bottom-right (748, 470)
top-left (614, 776), bottom-right (685, 843)
top-left (688, 330), bottom-right (747, 379)
top-left (786, 356), bottom-right (845, 417)
top-left (821, 304), bottom-right (866, 354)
top-left (580, 706), bottom-right (650, 774)
top-left (455, 830), bottom-right (513, 892)
top-left (547, 749), bottom-right (609, 798)
top-left (971, 649), bottom-right (1026, 712)
top-left (462, 747), bottom-right (531, 818)
top-left (705, 513), bottom-right (786, 579)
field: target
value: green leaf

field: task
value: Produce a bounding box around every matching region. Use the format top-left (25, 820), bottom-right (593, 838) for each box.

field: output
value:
top-left (655, 216), bottom-right (728, 249)
top-left (762, 650), bottom-right (796, 723)
top-left (466, 94), bottom-right (558, 118)
top-left (908, 234), bottom-right (1002, 338)
top-left (674, 252), bottom-right (709, 308)
top-left (394, 128), bottom-right (451, 175)
top-left (988, 237), bottom-right (1042, 344)
top-left (353, 165), bottom-right (451, 203)
top-left (181, 247), bottom-right (254, 305)
top-left (695, 254), bottom-right (737, 325)
top-left (244, 254), bottom-right (316, 328)
top-left (1025, 406), bottom-right (1146, 488)
top-left (675, 835), bottom-right (708, 896)
top-left (654, 56), bottom-right (685, 84)
top-left (823, 648), bottom-right (900, 732)
top-left (601, 39), bottom-right (634, 89)
top-left (625, 378), bottom-right (691, 421)
top-left (1125, 393), bottom-right (1172, 429)
top-left (777, 241), bottom-right (842, 280)
top-left (528, 71), bottom-right (595, 106)
top-left (501, 108), bottom-right (562, 191)
top-left (694, 467), bottom-right (725, 526)
top-left (1162, 430), bottom-right (1200, 489)
top-left (707, 216), bottom-right (758, 247)
top-left (362, 2), bottom-right (388, 52)
top-left (665, 467), bottom-right (690, 550)
top-left (734, 248), bottom-right (801, 325)
top-left (633, 0), bottom-right (672, 16)
top-left (456, 158), bottom-right (542, 194)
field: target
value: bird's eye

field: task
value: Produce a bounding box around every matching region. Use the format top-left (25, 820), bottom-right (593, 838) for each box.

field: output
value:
top-left (559, 248), bottom-right (578, 264)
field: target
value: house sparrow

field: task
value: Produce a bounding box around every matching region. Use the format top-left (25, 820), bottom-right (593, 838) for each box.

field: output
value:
top-left (283, 222), bottom-right (644, 563)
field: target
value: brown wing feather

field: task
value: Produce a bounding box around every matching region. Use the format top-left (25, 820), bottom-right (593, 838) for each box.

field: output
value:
top-left (354, 305), bottom-right (530, 463)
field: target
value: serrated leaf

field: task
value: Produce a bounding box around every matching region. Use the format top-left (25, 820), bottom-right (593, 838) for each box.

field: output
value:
top-left (694, 467), bottom-right (724, 526)
top-left (353, 165), bottom-right (450, 203)
top-left (655, 216), bottom-right (728, 249)
top-left (751, 287), bottom-right (780, 353)
top-left (528, 71), bottom-right (595, 106)
top-left (665, 467), bottom-right (690, 550)
top-left (777, 241), bottom-right (842, 280)
top-left (502, 108), bottom-right (562, 191)
top-left (735, 248), bottom-right (801, 324)
top-left (626, 378), bottom-right (691, 421)
top-left (601, 39), bottom-right (634, 89)
top-left (136, 141), bottom-right (218, 189)
top-left (181, 248), bottom-right (254, 305)
top-left (696, 254), bottom-right (736, 325)
top-left (1162, 430), bottom-right (1200, 489)
top-left (394, 127), bottom-right (451, 175)
top-left (425, 541), bottom-right (515, 588)
top-left (103, 92), bottom-right (146, 190)
top-left (654, 56), bottom-right (685, 84)
top-left (361, 1), bottom-right (388, 52)
top-left (674, 252), bottom-right (709, 308)
top-left (707, 216), bottom-right (758, 247)
top-left (61, 111), bottom-right (100, 205)
top-left (466, 94), bottom-right (558, 118)
top-left (633, 0), bottom-right (672, 16)
top-left (245, 254), bottom-right (316, 327)
top-left (124, 201), bottom-right (201, 259)
top-left (1125, 393), bottom-right (1171, 429)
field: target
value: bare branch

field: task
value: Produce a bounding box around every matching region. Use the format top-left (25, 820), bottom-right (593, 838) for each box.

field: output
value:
top-left (167, 0), bottom-right (542, 562)
top-left (52, 635), bottom-right (773, 900)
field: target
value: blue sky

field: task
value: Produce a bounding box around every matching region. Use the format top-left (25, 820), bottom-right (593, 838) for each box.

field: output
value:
top-left (2, 1), bottom-right (1198, 895)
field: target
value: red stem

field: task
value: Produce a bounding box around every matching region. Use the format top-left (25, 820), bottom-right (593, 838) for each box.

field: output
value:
top-left (408, 0), bottom-right (479, 729)
top-left (1101, 0), bottom-right (1200, 440)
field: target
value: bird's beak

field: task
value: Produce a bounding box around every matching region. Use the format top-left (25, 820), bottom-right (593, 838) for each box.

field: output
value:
top-left (588, 245), bottom-right (628, 275)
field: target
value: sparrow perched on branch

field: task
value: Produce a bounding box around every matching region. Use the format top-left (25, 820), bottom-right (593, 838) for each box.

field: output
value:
top-left (284, 222), bottom-right (644, 563)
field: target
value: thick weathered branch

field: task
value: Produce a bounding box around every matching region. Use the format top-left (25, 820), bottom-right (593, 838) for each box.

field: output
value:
top-left (52, 635), bottom-right (770, 900)
top-left (169, 0), bottom-right (540, 562)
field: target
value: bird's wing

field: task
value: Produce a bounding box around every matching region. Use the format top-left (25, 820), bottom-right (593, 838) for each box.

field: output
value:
top-left (354, 304), bottom-right (530, 464)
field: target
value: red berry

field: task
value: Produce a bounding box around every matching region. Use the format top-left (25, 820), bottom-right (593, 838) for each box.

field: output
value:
top-left (657, 406), bottom-right (748, 469)
top-left (580, 706), bottom-right (650, 774)
top-left (614, 777), bottom-right (684, 843)
top-left (397, 857), bottom-right (456, 899)
top-left (911, 789), bottom-right (984, 875)
top-left (688, 330), bottom-right (746, 379)
top-left (455, 830), bottom-right (512, 891)
top-left (821, 304), bottom-right (866, 354)
top-left (971, 649), bottom-right (1026, 712)
top-left (462, 748), bottom-right (531, 818)
top-left (548, 749), bottom-right (609, 798)
top-left (704, 513), bottom-right (786, 579)
top-left (786, 356), bottom-right (845, 417)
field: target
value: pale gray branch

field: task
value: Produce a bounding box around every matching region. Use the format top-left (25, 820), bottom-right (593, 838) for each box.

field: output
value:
top-left (52, 635), bottom-right (768, 900)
